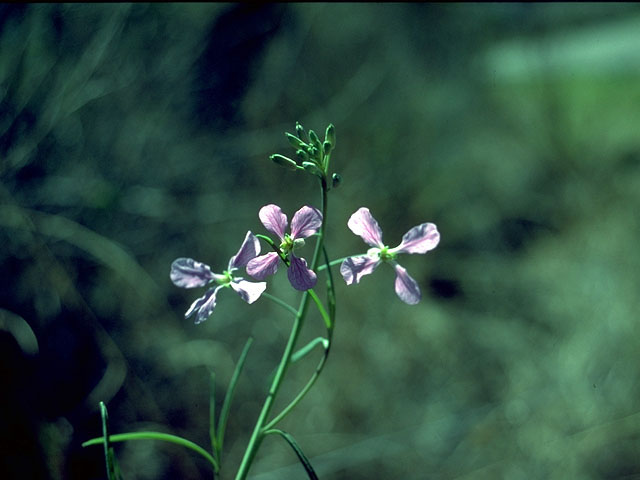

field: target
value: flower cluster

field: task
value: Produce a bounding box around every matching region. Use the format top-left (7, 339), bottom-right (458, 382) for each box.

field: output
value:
top-left (171, 205), bottom-right (439, 323)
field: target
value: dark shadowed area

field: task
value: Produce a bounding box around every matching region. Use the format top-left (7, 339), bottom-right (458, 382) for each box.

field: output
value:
top-left (2, 4), bottom-right (640, 479)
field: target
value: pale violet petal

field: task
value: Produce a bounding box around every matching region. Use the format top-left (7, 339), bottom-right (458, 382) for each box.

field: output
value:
top-left (392, 223), bottom-right (440, 255)
top-left (231, 279), bottom-right (267, 304)
top-left (394, 264), bottom-right (421, 305)
top-left (290, 205), bottom-right (322, 239)
top-left (229, 231), bottom-right (261, 269)
top-left (340, 255), bottom-right (380, 285)
top-left (246, 252), bottom-right (281, 280)
top-left (170, 258), bottom-right (215, 288)
top-left (259, 204), bottom-right (288, 240)
top-left (185, 286), bottom-right (222, 324)
top-left (347, 207), bottom-right (384, 247)
top-left (287, 255), bottom-right (317, 291)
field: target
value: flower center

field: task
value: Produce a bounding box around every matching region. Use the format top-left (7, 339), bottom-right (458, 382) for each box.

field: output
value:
top-left (215, 270), bottom-right (234, 286)
top-left (280, 234), bottom-right (305, 256)
top-left (368, 245), bottom-right (395, 262)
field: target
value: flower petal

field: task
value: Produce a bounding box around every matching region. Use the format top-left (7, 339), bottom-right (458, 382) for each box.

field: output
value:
top-left (170, 258), bottom-right (215, 288)
top-left (185, 286), bottom-right (222, 324)
top-left (290, 205), bottom-right (322, 239)
top-left (231, 279), bottom-right (267, 304)
top-left (229, 231), bottom-right (261, 269)
top-left (347, 207), bottom-right (384, 247)
top-left (246, 252), bottom-right (281, 280)
top-left (392, 223), bottom-right (440, 255)
top-left (340, 255), bottom-right (380, 285)
top-left (287, 255), bottom-right (317, 291)
top-left (393, 264), bottom-right (421, 305)
top-left (259, 204), bottom-right (288, 240)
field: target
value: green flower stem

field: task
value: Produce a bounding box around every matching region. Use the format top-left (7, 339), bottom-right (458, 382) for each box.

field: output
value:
top-left (261, 292), bottom-right (298, 316)
top-left (83, 432), bottom-right (219, 471)
top-left (234, 179), bottom-right (329, 480)
top-left (316, 254), bottom-right (365, 271)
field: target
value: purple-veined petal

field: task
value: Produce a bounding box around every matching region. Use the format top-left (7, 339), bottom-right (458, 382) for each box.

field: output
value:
top-left (229, 231), bottom-right (261, 269)
top-left (170, 258), bottom-right (215, 288)
top-left (290, 205), bottom-right (322, 239)
top-left (259, 204), bottom-right (288, 240)
top-left (287, 255), bottom-right (317, 291)
top-left (231, 279), bottom-right (267, 304)
top-left (392, 223), bottom-right (440, 255)
top-left (246, 252), bottom-right (281, 280)
top-left (347, 207), bottom-right (384, 247)
top-left (340, 255), bottom-right (381, 285)
top-left (393, 263), bottom-right (421, 305)
top-left (185, 286), bottom-right (223, 324)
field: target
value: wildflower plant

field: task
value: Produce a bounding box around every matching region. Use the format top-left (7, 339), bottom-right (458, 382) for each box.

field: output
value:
top-left (83, 122), bottom-right (440, 479)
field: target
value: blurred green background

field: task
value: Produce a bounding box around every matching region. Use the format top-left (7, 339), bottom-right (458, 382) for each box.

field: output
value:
top-left (2, 3), bottom-right (640, 479)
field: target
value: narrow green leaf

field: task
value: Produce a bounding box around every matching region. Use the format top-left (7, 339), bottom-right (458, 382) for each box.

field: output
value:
top-left (308, 289), bottom-right (331, 330)
top-left (264, 429), bottom-right (319, 480)
top-left (83, 431), bottom-right (219, 471)
top-left (216, 337), bottom-right (253, 454)
top-left (291, 337), bottom-right (329, 363)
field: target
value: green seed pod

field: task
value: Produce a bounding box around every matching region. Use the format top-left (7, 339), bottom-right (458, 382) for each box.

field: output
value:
top-left (302, 161), bottom-right (324, 178)
top-left (286, 133), bottom-right (306, 150)
top-left (325, 124), bottom-right (335, 148)
top-left (332, 172), bottom-right (343, 188)
top-left (270, 154), bottom-right (298, 171)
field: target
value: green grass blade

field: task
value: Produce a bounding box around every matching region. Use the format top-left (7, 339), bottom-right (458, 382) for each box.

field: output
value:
top-left (209, 369), bottom-right (220, 465)
top-left (99, 401), bottom-right (121, 480)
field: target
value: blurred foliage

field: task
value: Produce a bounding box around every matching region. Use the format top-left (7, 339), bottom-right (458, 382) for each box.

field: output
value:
top-left (2, 3), bottom-right (640, 479)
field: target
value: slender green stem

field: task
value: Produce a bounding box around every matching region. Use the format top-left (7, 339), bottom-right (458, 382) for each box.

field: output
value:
top-left (83, 432), bottom-right (219, 471)
top-left (234, 180), bottom-right (329, 480)
top-left (316, 254), bottom-right (365, 271)
top-left (261, 292), bottom-right (298, 316)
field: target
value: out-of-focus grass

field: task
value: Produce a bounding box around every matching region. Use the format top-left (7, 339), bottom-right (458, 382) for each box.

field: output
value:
top-left (1, 3), bottom-right (640, 479)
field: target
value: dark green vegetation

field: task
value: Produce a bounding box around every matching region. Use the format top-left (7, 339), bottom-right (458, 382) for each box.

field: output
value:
top-left (2, 4), bottom-right (640, 479)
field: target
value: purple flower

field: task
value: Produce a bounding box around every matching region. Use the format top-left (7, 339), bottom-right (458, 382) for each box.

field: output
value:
top-left (247, 204), bottom-right (322, 291)
top-left (170, 231), bottom-right (267, 324)
top-left (340, 207), bottom-right (440, 305)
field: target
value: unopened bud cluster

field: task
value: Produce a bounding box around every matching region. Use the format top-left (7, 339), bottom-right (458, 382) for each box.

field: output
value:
top-left (270, 122), bottom-right (341, 188)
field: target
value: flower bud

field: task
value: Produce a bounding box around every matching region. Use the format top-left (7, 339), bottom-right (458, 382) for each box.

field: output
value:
top-left (302, 161), bottom-right (324, 178)
top-left (325, 124), bottom-right (335, 148)
top-left (331, 172), bottom-right (342, 188)
top-left (296, 149), bottom-right (309, 163)
top-left (308, 130), bottom-right (322, 151)
top-left (270, 154), bottom-right (298, 171)
top-left (286, 133), bottom-right (306, 150)
top-left (295, 122), bottom-right (307, 142)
